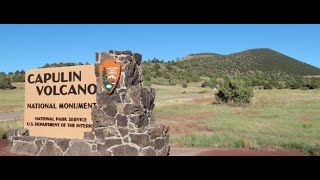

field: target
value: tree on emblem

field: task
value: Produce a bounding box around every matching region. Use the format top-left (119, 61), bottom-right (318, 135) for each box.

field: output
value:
top-left (102, 67), bottom-right (107, 82)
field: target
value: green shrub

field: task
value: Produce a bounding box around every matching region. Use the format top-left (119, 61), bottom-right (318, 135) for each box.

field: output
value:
top-left (201, 81), bottom-right (207, 88)
top-left (216, 77), bottom-right (254, 105)
top-left (182, 82), bottom-right (188, 88)
top-left (291, 82), bottom-right (302, 89)
top-left (169, 79), bottom-right (176, 86)
top-left (0, 74), bottom-right (14, 89)
top-left (143, 74), bottom-right (152, 81)
top-left (207, 81), bottom-right (216, 89)
top-left (263, 83), bottom-right (273, 90)
top-left (12, 75), bottom-right (25, 82)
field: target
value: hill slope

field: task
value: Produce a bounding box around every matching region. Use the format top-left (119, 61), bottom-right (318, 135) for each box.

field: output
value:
top-left (179, 48), bottom-right (320, 76)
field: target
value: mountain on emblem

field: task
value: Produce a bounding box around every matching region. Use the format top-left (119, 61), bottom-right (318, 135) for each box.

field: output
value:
top-left (108, 75), bottom-right (117, 80)
top-left (99, 60), bottom-right (121, 94)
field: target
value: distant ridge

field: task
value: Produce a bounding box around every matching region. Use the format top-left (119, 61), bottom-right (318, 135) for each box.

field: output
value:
top-left (179, 48), bottom-right (320, 76)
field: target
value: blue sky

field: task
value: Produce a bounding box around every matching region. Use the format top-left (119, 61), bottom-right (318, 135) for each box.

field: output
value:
top-left (0, 24), bottom-right (319, 73)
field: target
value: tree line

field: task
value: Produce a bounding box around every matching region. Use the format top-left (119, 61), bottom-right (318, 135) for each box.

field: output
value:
top-left (0, 62), bottom-right (90, 89)
top-left (141, 59), bottom-right (320, 90)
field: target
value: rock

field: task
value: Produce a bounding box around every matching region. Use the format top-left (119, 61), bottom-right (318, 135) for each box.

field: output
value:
top-left (94, 63), bottom-right (99, 77)
top-left (123, 104), bottom-right (132, 115)
top-left (133, 53), bottom-right (142, 65)
top-left (142, 147), bottom-right (156, 156)
top-left (38, 140), bottom-right (63, 156)
top-left (119, 92), bottom-right (126, 102)
top-left (35, 139), bottom-right (44, 154)
top-left (124, 94), bottom-right (132, 104)
top-left (94, 129), bottom-right (105, 142)
top-left (65, 141), bottom-right (99, 156)
top-left (100, 53), bottom-right (115, 62)
top-left (96, 78), bottom-right (102, 93)
top-left (116, 114), bottom-right (128, 127)
top-left (97, 144), bottom-right (112, 156)
top-left (149, 127), bottom-right (164, 140)
top-left (154, 138), bottom-right (165, 150)
top-left (55, 139), bottom-right (70, 153)
top-left (92, 145), bottom-right (97, 151)
top-left (97, 91), bottom-right (121, 105)
top-left (6, 129), bottom-right (17, 138)
top-left (111, 145), bottom-right (139, 156)
top-left (128, 122), bottom-right (135, 129)
top-left (118, 128), bottom-right (128, 137)
top-left (103, 127), bottom-right (118, 137)
top-left (117, 103), bottom-right (125, 114)
top-left (121, 51), bottom-right (133, 56)
top-left (103, 102), bottom-right (117, 118)
top-left (124, 56), bottom-right (133, 62)
top-left (137, 128), bottom-right (147, 133)
top-left (83, 132), bottom-right (95, 141)
top-left (124, 104), bottom-right (142, 115)
top-left (117, 88), bottom-right (126, 94)
top-left (114, 51), bottom-right (121, 55)
top-left (129, 113), bottom-right (149, 128)
top-left (17, 128), bottom-right (29, 136)
top-left (127, 85), bottom-right (142, 105)
top-left (123, 137), bottom-right (129, 143)
top-left (125, 62), bottom-right (140, 87)
top-left (141, 87), bottom-right (155, 110)
top-left (92, 106), bottom-right (115, 128)
top-left (129, 134), bottom-right (150, 148)
top-left (105, 139), bottom-right (122, 149)
top-left (20, 136), bottom-right (35, 142)
top-left (12, 141), bottom-right (37, 155)
top-left (96, 52), bottom-right (100, 62)
top-left (156, 147), bottom-right (166, 156)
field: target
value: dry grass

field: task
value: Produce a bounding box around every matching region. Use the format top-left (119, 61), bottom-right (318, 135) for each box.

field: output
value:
top-left (0, 118), bottom-right (24, 139)
top-left (155, 85), bottom-right (320, 155)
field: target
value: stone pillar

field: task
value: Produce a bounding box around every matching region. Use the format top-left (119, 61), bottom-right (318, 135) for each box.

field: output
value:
top-left (7, 50), bottom-right (170, 156)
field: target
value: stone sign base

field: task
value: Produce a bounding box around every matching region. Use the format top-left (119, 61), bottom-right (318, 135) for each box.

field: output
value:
top-left (7, 126), bottom-right (169, 156)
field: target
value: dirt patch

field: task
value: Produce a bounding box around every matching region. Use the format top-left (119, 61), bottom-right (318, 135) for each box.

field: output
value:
top-left (301, 113), bottom-right (318, 122)
top-left (157, 111), bottom-right (214, 135)
top-left (192, 98), bottom-right (215, 104)
top-left (164, 122), bottom-right (213, 134)
top-left (170, 145), bottom-right (310, 156)
top-left (197, 149), bottom-right (309, 156)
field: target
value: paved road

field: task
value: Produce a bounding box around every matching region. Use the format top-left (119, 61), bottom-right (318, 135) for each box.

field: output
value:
top-left (0, 111), bottom-right (23, 122)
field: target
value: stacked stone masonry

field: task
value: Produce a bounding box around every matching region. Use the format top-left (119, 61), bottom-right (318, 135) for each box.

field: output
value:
top-left (7, 50), bottom-right (170, 156)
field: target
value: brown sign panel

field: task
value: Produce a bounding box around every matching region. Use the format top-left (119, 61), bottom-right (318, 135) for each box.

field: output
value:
top-left (24, 65), bottom-right (97, 139)
top-left (99, 60), bottom-right (121, 94)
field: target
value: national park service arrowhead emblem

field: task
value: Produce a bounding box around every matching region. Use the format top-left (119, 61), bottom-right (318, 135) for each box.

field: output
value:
top-left (99, 60), bottom-right (121, 94)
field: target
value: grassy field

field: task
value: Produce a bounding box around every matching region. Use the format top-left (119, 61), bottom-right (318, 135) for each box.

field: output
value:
top-left (0, 82), bottom-right (24, 113)
top-left (1, 82), bottom-right (320, 155)
top-left (155, 85), bottom-right (320, 155)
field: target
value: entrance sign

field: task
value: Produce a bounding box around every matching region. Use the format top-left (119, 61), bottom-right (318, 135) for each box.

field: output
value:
top-left (24, 65), bottom-right (97, 139)
top-left (99, 60), bottom-right (121, 94)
